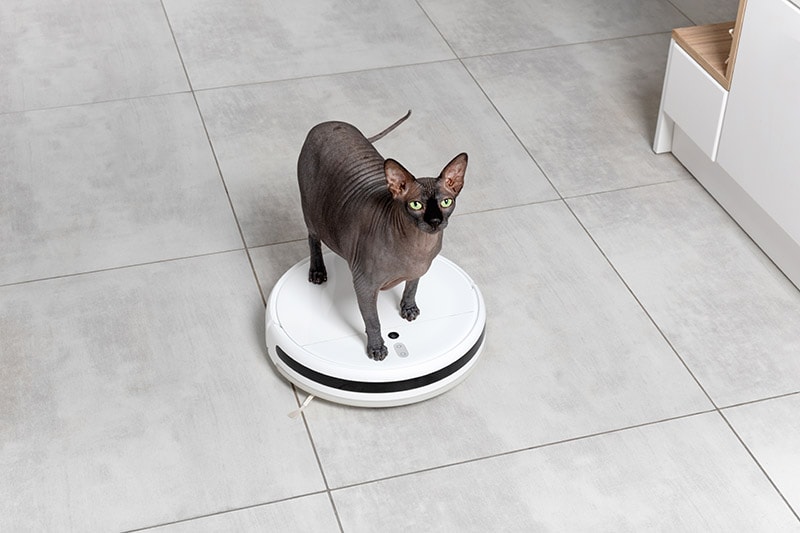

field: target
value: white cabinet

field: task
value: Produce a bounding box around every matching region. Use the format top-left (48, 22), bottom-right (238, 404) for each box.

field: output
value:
top-left (659, 42), bottom-right (728, 160)
top-left (654, 0), bottom-right (800, 289)
top-left (716, 0), bottom-right (800, 246)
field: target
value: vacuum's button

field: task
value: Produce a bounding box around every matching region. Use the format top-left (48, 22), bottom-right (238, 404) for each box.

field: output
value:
top-left (394, 343), bottom-right (409, 358)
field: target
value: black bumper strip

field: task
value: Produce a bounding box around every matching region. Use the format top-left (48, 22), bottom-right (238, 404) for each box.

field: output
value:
top-left (275, 328), bottom-right (485, 394)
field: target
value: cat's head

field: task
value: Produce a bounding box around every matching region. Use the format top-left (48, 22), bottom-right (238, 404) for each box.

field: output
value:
top-left (384, 153), bottom-right (467, 234)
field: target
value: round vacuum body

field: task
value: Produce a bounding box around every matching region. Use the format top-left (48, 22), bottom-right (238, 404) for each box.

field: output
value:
top-left (265, 252), bottom-right (486, 407)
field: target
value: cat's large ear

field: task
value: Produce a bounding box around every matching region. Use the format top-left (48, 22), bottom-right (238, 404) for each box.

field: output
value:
top-left (385, 159), bottom-right (416, 200)
top-left (439, 153), bottom-right (467, 196)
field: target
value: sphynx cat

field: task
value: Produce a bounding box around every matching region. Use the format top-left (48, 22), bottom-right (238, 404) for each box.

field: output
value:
top-left (297, 111), bottom-right (467, 361)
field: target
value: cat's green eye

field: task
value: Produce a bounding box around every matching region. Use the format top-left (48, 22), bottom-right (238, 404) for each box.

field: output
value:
top-left (408, 200), bottom-right (423, 211)
top-left (440, 198), bottom-right (453, 208)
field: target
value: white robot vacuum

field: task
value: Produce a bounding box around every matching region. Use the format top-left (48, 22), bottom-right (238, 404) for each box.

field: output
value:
top-left (265, 252), bottom-right (486, 408)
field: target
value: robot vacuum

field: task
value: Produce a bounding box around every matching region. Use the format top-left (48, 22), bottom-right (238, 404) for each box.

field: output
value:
top-left (265, 252), bottom-right (486, 408)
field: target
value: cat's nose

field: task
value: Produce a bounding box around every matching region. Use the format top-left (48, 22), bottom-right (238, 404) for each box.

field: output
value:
top-left (428, 218), bottom-right (441, 229)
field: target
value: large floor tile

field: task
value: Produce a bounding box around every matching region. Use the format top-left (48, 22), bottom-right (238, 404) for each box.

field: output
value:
top-left (567, 180), bottom-right (800, 406)
top-left (0, 252), bottom-right (324, 532)
top-left (332, 413), bottom-right (799, 531)
top-left (465, 34), bottom-right (691, 197)
top-left (142, 493), bottom-right (340, 532)
top-left (0, 94), bottom-right (242, 285)
top-left (291, 201), bottom-right (710, 488)
top-left (0, 0), bottom-right (187, 113)
top-left (725, 395), bottom-right (800, 513)
top-left (163, 0), bottom-right (453, 90)
top-left (419, 0), bottom-right (689, 57)
top-left (249, 240), bottom-right (309, 302)
top-left (196, 61), bottom-right (557, 247)
top-left (670, 0), bottom-right (740, 25)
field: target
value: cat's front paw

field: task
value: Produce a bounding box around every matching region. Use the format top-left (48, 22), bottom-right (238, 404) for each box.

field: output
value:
top-left (367, 342), bottom-right (388, 361)
top-left (400, 303), bottom-right (419, 321)
top-left (308, 268), bottom-right (327, 284)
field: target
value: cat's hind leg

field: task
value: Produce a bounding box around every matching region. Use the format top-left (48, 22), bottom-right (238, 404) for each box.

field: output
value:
top-left (308, 235), bottom-right (327, 284)
top-left (400, 279), bottom-right (420, 321)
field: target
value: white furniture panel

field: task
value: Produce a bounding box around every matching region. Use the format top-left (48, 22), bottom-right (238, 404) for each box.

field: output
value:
top-left (661, 41), bottom-right (729, 160)
top-left (655, 0), bottom-right (800, 288)
top-left (716, 0), bottom-right (800, 247)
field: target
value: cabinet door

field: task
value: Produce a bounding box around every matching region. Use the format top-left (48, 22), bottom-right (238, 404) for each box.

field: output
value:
top-left (716, 0), bottom-right (800, 244)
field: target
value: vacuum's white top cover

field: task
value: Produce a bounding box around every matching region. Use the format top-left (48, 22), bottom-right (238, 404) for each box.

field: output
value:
top-left (267, 252), bottom-right (484, 383)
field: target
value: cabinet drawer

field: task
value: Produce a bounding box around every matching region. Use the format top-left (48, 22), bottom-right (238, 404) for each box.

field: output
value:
top-left (662, 40), bottom-right (728, 160)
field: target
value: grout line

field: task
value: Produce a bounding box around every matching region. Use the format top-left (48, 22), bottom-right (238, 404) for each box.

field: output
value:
top-left (159, 0), bottom-right (193, 90)
top-left (663, 0), bottom-right (698, 26)
top-left (412, 0), bottom-right (564, 204)
top-left (119, 490), bottom-right (331, 533)
top-left (449, 196), bottom-right (563, 219)
top-left (2, 31), bottom-right (677, 119)
top-left (561, 199), bottom-right (719, 409)
top-left (248, 237), bottom-right (307, 250)
top-left (0, 89), bottom-right (193, 117)
top-left (158, 4), bottom-right (338, 527)
top-left (449, 175), bottom-right (690, 220)
top-left (452, 30), bottom-right (676, 63)
top-left (291, 386), bottom-right (346, 533)
top-left (406, 16), bottom-right (777, 518)
top-left (329, 409), bottom-right (718, 493)
top-left (190, 57), bottom-right (461, 95)
top-left (560, 193), bottom-right (800, 523)
top-left (716, 410), bottom-right (800, 522)
top-left (158, 0), bottom-right (266, 307)
top-left (188, 30), bottom-right (676, 98)
top-left (412, 0), bottom-right (715, 418)
top-left (113, 385), bottom-right (800, 531)
top-left (0, 248), bottom-right (245, 289)
top-left (0, 180), bottom-right (695, 291)
top-left (720, 390), bottom-right (800, 411)
top-left (560, 175), bottom-right (692, 201)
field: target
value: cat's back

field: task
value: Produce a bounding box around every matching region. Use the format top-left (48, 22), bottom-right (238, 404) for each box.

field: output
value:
top-left (300, 121), bottom-right (383, 175)
top-left (297, 120), bottom-right (386, 203)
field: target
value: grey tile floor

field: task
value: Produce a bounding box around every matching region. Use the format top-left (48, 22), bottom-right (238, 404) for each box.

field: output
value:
top-left (2, 0), bottom-right (799, 531)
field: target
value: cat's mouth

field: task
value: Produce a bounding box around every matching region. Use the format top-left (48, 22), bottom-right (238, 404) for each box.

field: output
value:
top-left (421, 220), bottom-right (447, 233)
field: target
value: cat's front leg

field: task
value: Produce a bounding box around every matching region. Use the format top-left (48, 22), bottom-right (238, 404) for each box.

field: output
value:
top-left (400, 279), bottom-right (420, 321)
top-left (307, 235), bottom-right (327, 284)
top-left (353, 280), bottom-right (388, 361)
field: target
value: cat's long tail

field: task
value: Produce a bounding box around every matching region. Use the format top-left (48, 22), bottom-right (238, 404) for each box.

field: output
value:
top-left (367, 110), bottom-right (412, 143)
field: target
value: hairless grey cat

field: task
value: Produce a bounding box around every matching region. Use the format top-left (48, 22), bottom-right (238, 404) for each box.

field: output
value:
top-left (297, 111), bottom-right (467, 361)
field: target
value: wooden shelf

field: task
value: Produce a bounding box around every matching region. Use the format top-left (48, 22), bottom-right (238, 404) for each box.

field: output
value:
top-left (671, 0), bottom-right (748, 90)
top-left (672, 22), bottom-right (735, 89)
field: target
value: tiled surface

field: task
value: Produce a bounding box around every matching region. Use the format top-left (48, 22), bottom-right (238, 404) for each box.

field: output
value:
top-left (288, 202), bottom-right (711, 487)
top-left (567, 180), bottom-right (800, 407)
top-left (333, 414), bottom-right (799, 531)
top-left (196, 61), bottom-right (557, 247)
top-left (163, 0), bottom-right (454, 89)
top-left (0, 94), bottom-right (242, 285)
top-left (725, 395), bottom-right (800, 512)
top-left (464, 34), bottom-right (692, 197)
top-left (143, 493), bottom-right (340, 532)
top-left (418, 0), bottom-right (690, 57)
top-left (669, 0), bottom-right (742, 24)
top-left (0, 252), bottom-right (324, 531)
top-left (0, 0), bottom-right (187, 113)
top-left (4, 0), bottom-right (799, 531)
